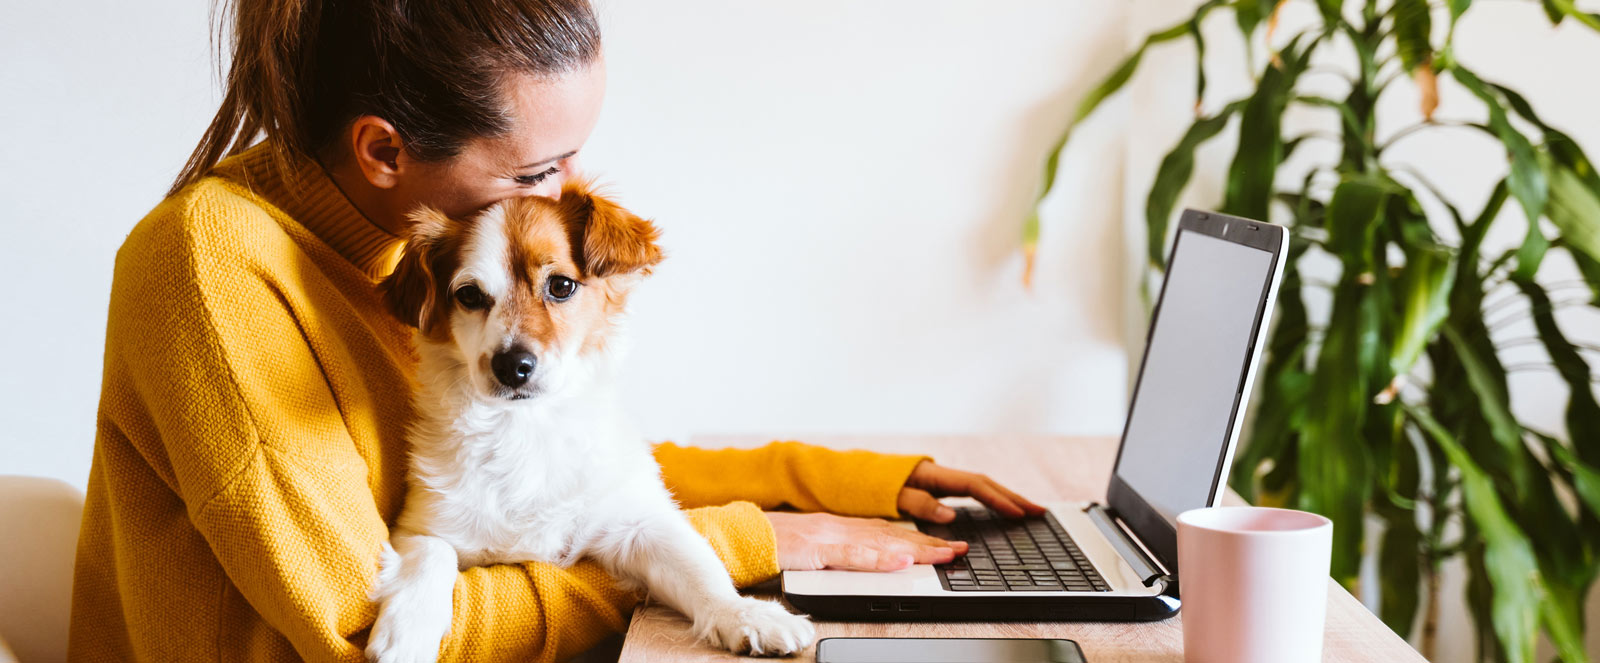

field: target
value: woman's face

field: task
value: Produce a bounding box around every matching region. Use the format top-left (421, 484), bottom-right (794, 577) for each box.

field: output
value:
top-left (388, 62), bottom-right (607, 221)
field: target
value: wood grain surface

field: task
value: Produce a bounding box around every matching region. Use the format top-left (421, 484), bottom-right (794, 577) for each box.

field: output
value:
top-left (616, 434), bottom-right (1425, 663)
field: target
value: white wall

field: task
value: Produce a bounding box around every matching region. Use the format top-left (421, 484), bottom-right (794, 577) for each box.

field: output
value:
top-left (0, 0), bottom-right (1133, 486)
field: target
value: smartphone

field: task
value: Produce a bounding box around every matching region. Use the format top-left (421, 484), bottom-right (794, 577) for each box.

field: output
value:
top-left (815, 637), bottom-right (1087, 663)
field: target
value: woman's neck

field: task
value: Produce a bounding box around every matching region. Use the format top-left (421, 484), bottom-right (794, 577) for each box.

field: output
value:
top-left (322, 155), bottom-right (408, 236)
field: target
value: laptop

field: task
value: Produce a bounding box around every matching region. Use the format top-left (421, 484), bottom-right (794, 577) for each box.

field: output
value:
top-left (783, 209), bottom-right (1288, 622)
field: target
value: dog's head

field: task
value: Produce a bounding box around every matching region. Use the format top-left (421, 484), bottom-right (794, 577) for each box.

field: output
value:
top-left (379, 179), bottom-right (663, 401)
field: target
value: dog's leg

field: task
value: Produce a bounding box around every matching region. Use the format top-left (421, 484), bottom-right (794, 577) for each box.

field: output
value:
top-left (592, 509), bottom-right (815, 656)
top-left (366, 532), bottom-right (460, 663)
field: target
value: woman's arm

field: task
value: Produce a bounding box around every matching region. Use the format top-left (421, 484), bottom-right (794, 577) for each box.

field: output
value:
top-left (652, 441), bottom-right (928, 517)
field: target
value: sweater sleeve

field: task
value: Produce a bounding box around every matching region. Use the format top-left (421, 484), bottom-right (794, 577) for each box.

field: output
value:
top-left (653, 441), bottom-right (930, 518)
top-left (112, 208), bottom-right (778, 663)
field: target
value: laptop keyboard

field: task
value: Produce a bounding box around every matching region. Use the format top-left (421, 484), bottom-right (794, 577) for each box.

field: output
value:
top-left (918, 506), bottom-right (1110, 592)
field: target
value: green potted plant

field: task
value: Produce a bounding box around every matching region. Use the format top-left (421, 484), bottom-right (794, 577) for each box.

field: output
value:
top-left (1030, 1), bottom-right (1600, 661)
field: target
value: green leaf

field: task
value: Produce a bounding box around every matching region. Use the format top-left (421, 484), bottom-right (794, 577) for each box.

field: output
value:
top-left (1547, 164), bottom-right (1600, 267)
top-left (1513, 216), bottom-right (1548, 280)
top-left (1441, 324), bottom-right (1526, 485)
top-left (1462, 178), bottom-right (1510, 266)
top-left (1317, 0), bottom-right (1343, 25)
top-left (1223, 34), bottom-right (1316, 221)
top-left (1390, 247), bottom-right (1455, 377)
top-left (1541, 583), bottom-right (1591, 663)
top-left (1325, 177), bottom-right (1388, 270)
top-left (1393, 0), bottom-right (1433, 73)
top-left (1377, 506), bottom-right (1422, 635)
top-left (1513, 278), bottom-right (1600, 465)
top-left (1298, 274), bottom-right (1378, 585)
top-left (1542, 0), bottom-right (1567, 24)
top-left (1234, 0), bottom-right (1271, 36)
top-left (1548, 441), bottom-right (1600, 519)
top-left (1408, 406), bottom-right (1544, 663)
top-left (1191, 14), bottom-right (1208, 107)
top-left (1451, 67), bottom-right (1549, 226)
top-left (1547, 0), bottom-right (1600, 30)
top-left (1145, 102), bottom-right (1243, 268)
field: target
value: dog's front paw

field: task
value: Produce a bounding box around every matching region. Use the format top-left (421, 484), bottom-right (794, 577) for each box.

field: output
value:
top-left (692, 597), bottom-right (815, 656)
top-left (366, 542), bottom-right (452, 663)
top-left (366, 601), bottom-right (450, 663)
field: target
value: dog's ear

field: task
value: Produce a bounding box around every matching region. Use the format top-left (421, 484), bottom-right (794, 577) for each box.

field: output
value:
top-left (559, 179), bottom-right (663, 279)
top-left (379, 206), bottom-right (454, 335)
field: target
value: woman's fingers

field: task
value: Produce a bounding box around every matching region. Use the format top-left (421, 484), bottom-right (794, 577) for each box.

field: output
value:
top-left (769, 512), bottom-right (972, 573)
top-left (992, 481), bottom-right (1047, 515)
top-left (966, 478), bottom-right (1028, 517)
top-left (908, 462), bottom-right (1049, 518)
top-left (872, 523), bottom-right (965, 561)
top-left (818, 543), bottom-right (915, 572)
top-left (897, 487), bottom-right (957, 522)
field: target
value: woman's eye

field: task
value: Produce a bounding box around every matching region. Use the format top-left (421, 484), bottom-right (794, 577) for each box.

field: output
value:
top-left (454, 284), bottom-right (488, 310)
top-left (514, 167), bottom-right (561, 187)
top-left (547, 276), bottom-right (577, 301)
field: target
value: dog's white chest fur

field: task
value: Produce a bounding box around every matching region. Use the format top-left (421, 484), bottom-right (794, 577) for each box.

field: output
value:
top-left (398, 378), bottom-right (667, 569)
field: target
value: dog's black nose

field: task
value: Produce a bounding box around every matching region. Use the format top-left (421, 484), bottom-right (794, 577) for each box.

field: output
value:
top-left (491, 349), bottom-right (537, 388)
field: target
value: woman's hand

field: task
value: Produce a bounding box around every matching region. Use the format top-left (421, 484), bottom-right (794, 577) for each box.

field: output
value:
top-left (766, 512), bottom-right (968, 571)
top-left (897, 460), bottom-right (1047, 522)
top-left (765, 461), bottom-right (1044, 572)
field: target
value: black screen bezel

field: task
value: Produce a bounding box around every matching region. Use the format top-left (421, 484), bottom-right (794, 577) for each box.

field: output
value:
top-left (1105, 209), bottom-right (1285, 581)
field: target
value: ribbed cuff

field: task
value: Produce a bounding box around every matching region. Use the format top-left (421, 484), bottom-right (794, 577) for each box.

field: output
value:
top-left (682, 501), bottom-right (781, 588)
top-left (843, 452), bottom-right (932, 518)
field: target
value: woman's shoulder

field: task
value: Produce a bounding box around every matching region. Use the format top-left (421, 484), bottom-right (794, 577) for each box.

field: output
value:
top-left (121, 174), bottom-right (289, 269)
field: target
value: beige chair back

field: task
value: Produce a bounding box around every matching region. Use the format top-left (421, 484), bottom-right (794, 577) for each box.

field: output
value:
top-left (0, 476), bottom-right (84, 663)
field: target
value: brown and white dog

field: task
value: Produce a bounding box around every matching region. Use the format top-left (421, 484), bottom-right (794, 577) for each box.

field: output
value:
top-left (365, 181), bottom-right (814, 662)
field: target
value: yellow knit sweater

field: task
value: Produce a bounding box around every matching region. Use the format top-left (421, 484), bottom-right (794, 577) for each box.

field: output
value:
top-left (69, 144), bottom-right (928, 663)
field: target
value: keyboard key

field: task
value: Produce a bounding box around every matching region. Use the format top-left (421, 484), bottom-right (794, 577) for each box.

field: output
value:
top-left (925, 508), bottom-right (1109, 594)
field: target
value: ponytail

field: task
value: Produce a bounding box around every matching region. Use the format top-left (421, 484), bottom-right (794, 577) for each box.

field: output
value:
top-left (170, 0), bottom-right (601, 197)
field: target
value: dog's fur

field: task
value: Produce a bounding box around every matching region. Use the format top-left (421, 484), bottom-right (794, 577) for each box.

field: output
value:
top-left (365, 181), bottom-right (814, 662)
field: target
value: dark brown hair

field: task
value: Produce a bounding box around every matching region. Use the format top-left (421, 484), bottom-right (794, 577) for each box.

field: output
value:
top-left (170, 0), bottom-right (601, 196)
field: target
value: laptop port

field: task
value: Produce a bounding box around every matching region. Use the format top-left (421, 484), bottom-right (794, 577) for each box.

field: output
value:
top-left (869, 601), bottom-right (891, 612)
top-left (898, 602), bottom-right (920, 612)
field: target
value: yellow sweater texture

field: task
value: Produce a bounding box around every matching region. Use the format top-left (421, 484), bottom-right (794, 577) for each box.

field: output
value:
top-left (69, 145), bottom-right (928, 662)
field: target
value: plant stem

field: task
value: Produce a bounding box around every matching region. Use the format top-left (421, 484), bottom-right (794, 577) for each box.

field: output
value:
top-left (1422, 562), bottom-right (1440, 659)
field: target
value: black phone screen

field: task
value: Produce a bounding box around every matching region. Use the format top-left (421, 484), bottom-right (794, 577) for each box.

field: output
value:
top-left (815, 637), bottom-right (1087, 663)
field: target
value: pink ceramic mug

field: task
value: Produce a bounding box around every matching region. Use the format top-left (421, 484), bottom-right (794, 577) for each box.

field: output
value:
top-left (1177, 506), bottom-right (1333, 663)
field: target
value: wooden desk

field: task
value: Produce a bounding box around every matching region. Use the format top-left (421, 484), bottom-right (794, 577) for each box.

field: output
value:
top-left (618, 435), bottom-right (1425, 663)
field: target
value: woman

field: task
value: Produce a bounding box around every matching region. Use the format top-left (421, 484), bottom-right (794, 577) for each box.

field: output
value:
top-left (69, 0), bottom-right (1045, 661)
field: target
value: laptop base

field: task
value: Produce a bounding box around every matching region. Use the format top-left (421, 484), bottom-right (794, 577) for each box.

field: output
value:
top-left (782, 591), bottom-right (1180, 622)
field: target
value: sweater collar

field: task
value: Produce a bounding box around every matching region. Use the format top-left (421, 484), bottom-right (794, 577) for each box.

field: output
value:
top-left (214, 143), bottom-right (404, 280)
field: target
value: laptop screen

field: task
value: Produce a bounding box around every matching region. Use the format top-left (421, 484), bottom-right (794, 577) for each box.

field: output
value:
top-left (1108, 213), bottom-right (1283, 573)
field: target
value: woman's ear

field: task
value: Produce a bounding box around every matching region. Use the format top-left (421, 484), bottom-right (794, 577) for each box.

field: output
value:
top-left (558, 179), bottom-right (664, 278)
top-left (379, 207), bottom-right (453, 333)
top-left (349, 116), bottom-right (406, 189)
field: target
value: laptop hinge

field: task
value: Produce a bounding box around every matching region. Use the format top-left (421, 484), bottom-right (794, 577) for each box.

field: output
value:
top-left (1084, 504), bottom-right (1169, 587)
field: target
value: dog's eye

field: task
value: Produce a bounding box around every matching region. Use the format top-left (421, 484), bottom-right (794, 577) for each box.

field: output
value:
top-left (454, 284), bottom-right (488, 310)
top-left (547, 276), bottom-right (577, 301)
